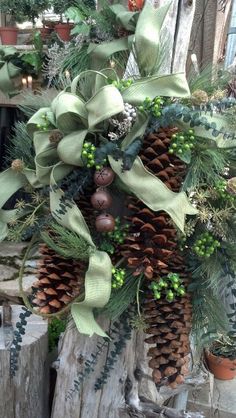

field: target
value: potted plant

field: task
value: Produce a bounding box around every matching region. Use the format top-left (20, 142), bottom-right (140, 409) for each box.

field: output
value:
top-left (16, 0), bottom-right (51, 27)
top-left (0, 0), bottom-right (23, 44)
top-left (205, 335), bottom-right (236, 380)
top-left (52, 0), bottom-right (74, 42)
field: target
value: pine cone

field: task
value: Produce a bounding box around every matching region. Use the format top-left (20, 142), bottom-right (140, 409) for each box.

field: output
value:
top-left (49, 129), bottom-right (63, 145)
top-left (120, 128), bottom-right (192, 387)
top-left (144, 256), bottom-right (192, 388)
top-left (32, 244), bottom-right (86, 314)
top-left (120, 128), bottom-right (185, 278)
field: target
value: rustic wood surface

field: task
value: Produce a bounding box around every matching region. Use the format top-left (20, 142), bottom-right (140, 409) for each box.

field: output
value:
top-left (0, 305), bottom-right (49, 418)
top-left (51, 317), bottom-right (206, 418)
top-left (51, 317), bottom-right (164, 418)
top-left (154, 0), bottom-right (196, 74)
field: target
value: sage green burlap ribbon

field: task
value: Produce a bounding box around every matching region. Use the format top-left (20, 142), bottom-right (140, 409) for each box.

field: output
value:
top-left (50, 163), bottom-right (112, 337)
top-left (0, 46), bottom-right (21, 94)
top-left (88, 2), bottom-right (171, 76)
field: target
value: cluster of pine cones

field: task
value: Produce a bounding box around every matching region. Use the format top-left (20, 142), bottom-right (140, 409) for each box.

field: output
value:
top-left (32, 127), bottom-right (191, 388)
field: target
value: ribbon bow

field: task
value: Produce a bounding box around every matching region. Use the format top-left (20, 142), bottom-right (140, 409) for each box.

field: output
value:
top-left (0, 46), bottom-right (21, 94)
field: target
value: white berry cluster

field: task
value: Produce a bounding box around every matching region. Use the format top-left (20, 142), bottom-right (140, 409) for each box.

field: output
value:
top-left (123, 103), bottom-right (137, 122)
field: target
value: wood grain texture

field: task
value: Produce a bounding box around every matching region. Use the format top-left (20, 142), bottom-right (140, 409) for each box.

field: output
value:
top-left (0, 305), bottom-right (49, 418)
top-left (172, 0), bottom-right (196, 72)
top-left (51, 317), bottom-right (163, 418)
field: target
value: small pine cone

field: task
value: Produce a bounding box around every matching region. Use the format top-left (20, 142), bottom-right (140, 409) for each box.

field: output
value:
top-left (227, 177), bottom-right (236, 196)
top-left (32, 244), bottom-right (86, 314)
top-left (49, 129), bottom-right (63, 145)
top-left (191, 90), bottom-right (209, 106)
top-left (11, 159), bottom-right (25, 172)
top-left (210, 89), bottom-right (227, 101)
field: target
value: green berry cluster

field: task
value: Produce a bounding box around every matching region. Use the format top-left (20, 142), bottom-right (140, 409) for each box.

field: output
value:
top-left (111, 267), bottom-right (126, 289)
top-left (106, 218), bottom-right (129, 244)
top-left (139, 96), bottom-right (164, 117)
top-left (36, 113), bottom-right (51, 131)
top-left (193, 232), bottom-right (220, 258)
top-left (215, 179), bottom-right (235, 203)
top-left (82, 142), bottom-right (106, 169)
top-left (169, 129), bottom-right (196, 155)
top-left (112, 79), bottom-right (133, 91)
top-left (150, 273), bottom-right (186, 302)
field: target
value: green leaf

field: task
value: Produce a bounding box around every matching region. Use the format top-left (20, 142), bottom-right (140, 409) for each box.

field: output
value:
top-left (65, 6), bottom-right (85, 23)
top-left (134, 1), bottom-right (171, 76)
top-left (33, 31), bottom-right (43, 53)
top-left (21, 52), bottom-right (41, 73)
top-left (71, 23), bottom-right (90, 36)
top-left (176, 150), bottom-right (191, 164)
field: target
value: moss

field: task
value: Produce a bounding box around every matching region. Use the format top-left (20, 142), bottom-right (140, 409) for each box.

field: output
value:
top-left (48, 318), bottom-right (67, 352)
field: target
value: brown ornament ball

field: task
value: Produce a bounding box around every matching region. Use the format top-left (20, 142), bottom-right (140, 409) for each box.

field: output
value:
top-left (95, 213), bottom-right (115, 232)
top-left (94, 167), bottom-right (115, 187)
top-left (91, 189), bottom-right (113, 210)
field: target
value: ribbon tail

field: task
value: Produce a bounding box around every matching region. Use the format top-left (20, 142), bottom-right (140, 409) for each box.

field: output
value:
top-left (71, 250), bottom-right (112, 337)
top-left (109, 156), bottom-right (198, 232)
top-left (71, 305), bottom-right (108, 337)
top-left (50, 165), bottom-right (112, 336)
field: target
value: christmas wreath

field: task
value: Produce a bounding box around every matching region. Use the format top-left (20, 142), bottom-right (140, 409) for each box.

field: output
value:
top-left (1, 3), bottom-right (236, 389)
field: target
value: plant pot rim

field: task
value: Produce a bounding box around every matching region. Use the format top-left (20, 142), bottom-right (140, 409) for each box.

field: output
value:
top-left (55, 23), bottom-right (71, 27)
top-left (205, 349), bottom-right (236, 365)
top-left (0, 26), bottom-right (18, 31)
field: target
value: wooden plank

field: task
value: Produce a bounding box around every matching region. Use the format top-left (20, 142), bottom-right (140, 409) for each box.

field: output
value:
top-left (172, 0), bottom-right (196, 72)
top-left (154, 0), bottom-right (179, 74)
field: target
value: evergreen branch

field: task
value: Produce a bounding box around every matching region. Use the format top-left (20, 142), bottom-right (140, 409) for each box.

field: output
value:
top-left (18, 89), bottom-right (58, 118)
top-left (100, 272), bottom-right (143, 320)
top-left (5, 122), bottom-right (35, 169)
top-left (41, 222), bottom-right (92, 261)
top-left (188, 64), bottom-right (231, 95)
top-left (190, 282), bottom-right (228, 351)
top-left (182, 146), bottom-right (228, 190)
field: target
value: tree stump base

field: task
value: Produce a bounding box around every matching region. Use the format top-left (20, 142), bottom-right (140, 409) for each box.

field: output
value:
top-left (0, 305), bottom-right (49, 418)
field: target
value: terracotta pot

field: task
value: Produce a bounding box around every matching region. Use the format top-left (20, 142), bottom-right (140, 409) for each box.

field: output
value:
top-left (128, 0), bottom-right (144, 11)
top-left (0, 27), bottom-right (18, 45)
top-left (205, 350), bottom-right (236, 380)
top-left (54, 23), bottom-right (71, 42)
top-left (39, 27), bottom-right (51, 40)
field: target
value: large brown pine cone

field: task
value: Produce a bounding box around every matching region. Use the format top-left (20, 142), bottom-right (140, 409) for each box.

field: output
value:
top-left (120, 128), bottom-right (192, 387)
top-left (32, 244), bottom-right (86, 314)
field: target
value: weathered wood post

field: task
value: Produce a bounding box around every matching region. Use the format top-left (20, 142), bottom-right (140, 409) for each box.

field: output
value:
top-left (0, 305), bottom-right (48, 418)
top-left (51, 2), bottom-right (197, 418)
